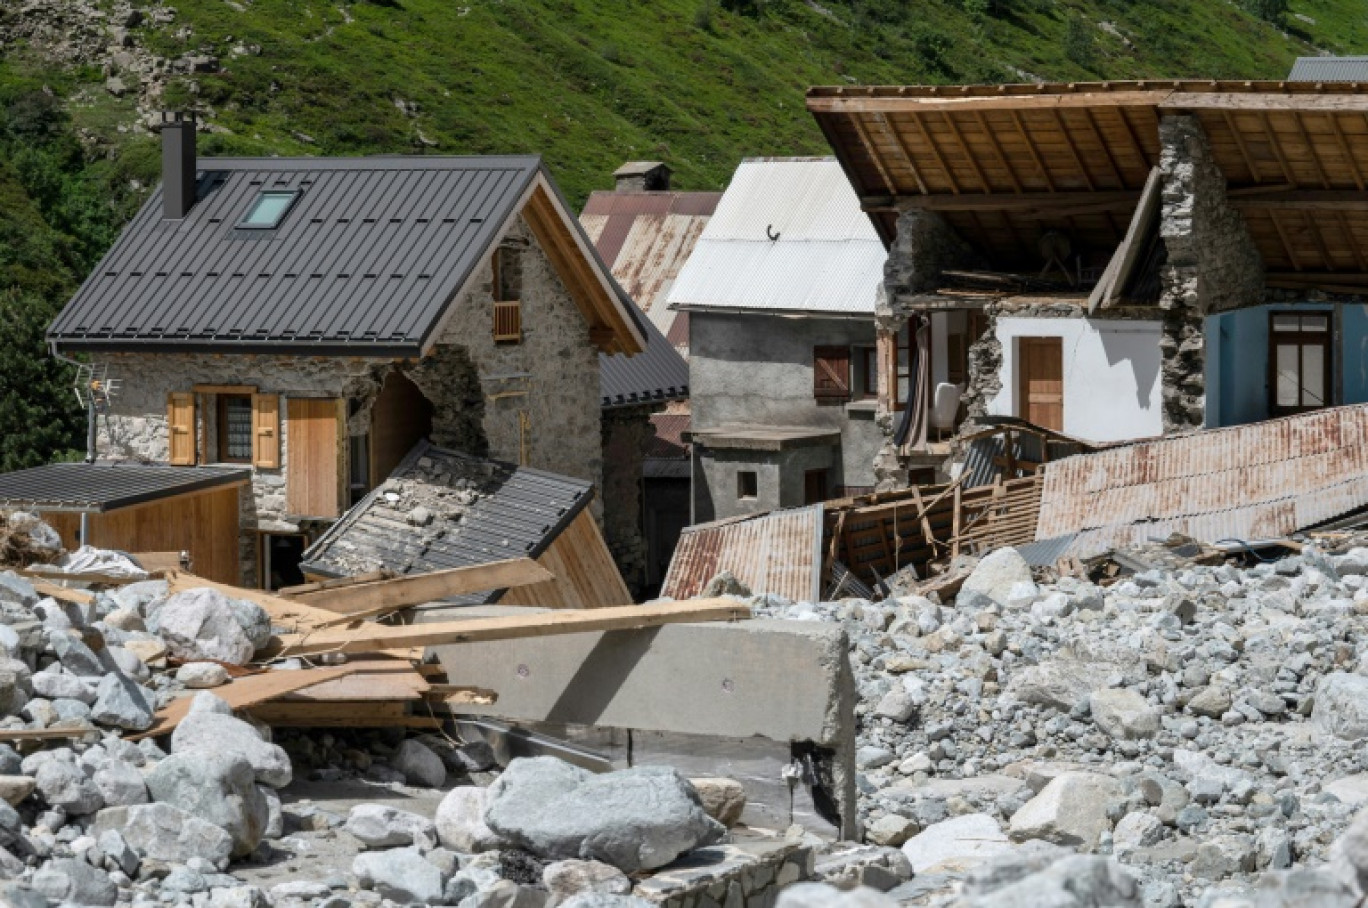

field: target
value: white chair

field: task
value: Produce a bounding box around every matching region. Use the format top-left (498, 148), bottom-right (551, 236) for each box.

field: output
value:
top-left (931, 383), bottom-right (962, 441)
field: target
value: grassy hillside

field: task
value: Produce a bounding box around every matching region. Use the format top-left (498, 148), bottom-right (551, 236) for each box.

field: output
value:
top-left (0, 0), bottom-right (1366, 464)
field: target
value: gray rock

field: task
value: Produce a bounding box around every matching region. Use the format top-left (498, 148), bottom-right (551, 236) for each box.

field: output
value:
top-left (353, 846), bottom-right (447, 904)
top-left (484, 757), bottom-right (725, 873)
top-left (867, 814), bottom-right (918, 847)
top-left (1008, 772), bottom-right (1123, 848)
top-left (1314, 673), bottom-right (1368, 740)
top-left (1257, 868), bottom-right (1359, 906)
top-left (1009, 659), bottom-right (1107, 710)
top-left (394, 738), bottom-right (446, 788)
top-left (960, 854), bottom-right (1141, 907)
top-left (435, 785), bottom-right (506, 852)
top-left (97, 829), bottom-right (139, 876)
top-left (690, 777), bottom-right (747, 827)
top-left (31, 857), bottom-right (117, 906)
top-left (776, 883), bottom-right (896, 907)
top-left (93, 759), bottom-right (148, 807)
top-left (1188, 685), bottom-right (1234, 718)
top-left (544, 859), bottom-right (632, 905)
top-left (30, 671), bottom-right (95, 704)
top-left (345, 803), bottom-right (438, 849)
top-left (1329, 806), bottom-right (1368, 895)
top-left (958, 548), bottom-right (1034, 608)
top-left (50, 632), bottom-right (104, 676)
top-left (0, 882), bottom-right (47, 908)
top-left (1113, 812), bottom-right (1164, 853)
top-left (901, 814), bottom-right (1013, 874)
top-left (145, 751), bottom-right (268, 857)
top-left (34, 760), bottom-right (102, 815)
top-left (171, 711), bottom-right (292, 787)
top-left (93, 803), bottom-right (234, 869)
top-left (208, 885), bottom-right (270, 908)
top-left (90, 672), bottom-right (155, 730)
top-left (0, 800), bottom-right (20, 847)
top-left (175, 662), bottom-right (230, 688)
top-left (156, 588), bottom-right (262, 664)
top-left (1089, 688), bottom-right (1160, 739)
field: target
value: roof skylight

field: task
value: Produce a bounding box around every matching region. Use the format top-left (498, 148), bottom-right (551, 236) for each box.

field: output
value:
top-left (239, 190), bottom-right (300, 229)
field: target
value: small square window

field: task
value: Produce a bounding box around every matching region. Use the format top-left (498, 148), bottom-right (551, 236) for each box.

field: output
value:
top-left (239, 191), bottom-right (300, 229)
top-left (737, 471), bottom-right (758, 500)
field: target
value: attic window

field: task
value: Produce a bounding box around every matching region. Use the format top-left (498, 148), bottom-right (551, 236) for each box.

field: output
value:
top-left (239, 190), bottom-right (300, 229)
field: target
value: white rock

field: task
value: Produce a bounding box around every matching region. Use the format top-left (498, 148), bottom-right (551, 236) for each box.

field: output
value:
top-left (1008, 772), bottom-right (1123, 849)
top-left (901, 813), bottom-right (1013, 874)
top-left (1090, 688), bottom-right (1160, 740)
top-left (175, 662), bottom-right (229, 689)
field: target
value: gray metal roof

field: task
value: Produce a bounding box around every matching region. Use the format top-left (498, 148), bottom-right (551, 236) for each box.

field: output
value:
top-left (1289, 56), bottom-right (1368, 82)
top-left (49, 156), bottom-right (615, 357)
top-left (599, 312), bottom-right (688, 409)
top-left (300, 441), bottom-right (593, 602)
top-left (0, 462), bottom-right (248, 514)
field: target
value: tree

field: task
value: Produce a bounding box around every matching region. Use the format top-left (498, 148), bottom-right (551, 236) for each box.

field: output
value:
top-left (0, 292), bottom-right (83, 471)
top-left (1245, 0), bottom-right (1288, 25)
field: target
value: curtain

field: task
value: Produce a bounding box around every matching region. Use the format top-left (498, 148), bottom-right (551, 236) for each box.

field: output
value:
top-left (893, 314), bottom-right (931, 450)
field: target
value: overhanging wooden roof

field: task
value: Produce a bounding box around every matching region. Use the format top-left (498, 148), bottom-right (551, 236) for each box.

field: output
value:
top-left (809, 81), bottom-right (1368, 282)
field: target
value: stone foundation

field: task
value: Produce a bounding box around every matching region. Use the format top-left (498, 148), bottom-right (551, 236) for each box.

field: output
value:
top-left (633, 841), bottom-right (814, 908)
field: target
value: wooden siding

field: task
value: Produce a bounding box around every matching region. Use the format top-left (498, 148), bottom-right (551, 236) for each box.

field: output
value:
top-left (501, 509), bottom-right (632, 608)
top-left (46, 485), bottom-right (242, 584)
top-left (287, 398), bottom-right (342, 518)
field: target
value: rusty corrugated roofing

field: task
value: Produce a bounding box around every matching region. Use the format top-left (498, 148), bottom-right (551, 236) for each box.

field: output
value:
top-left (1035, 405), bottom-right (1368, 558)
top-left (661, 505), bottom-right (823, 603)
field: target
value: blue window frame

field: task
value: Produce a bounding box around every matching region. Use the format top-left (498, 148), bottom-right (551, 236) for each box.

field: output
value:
top-left (239, 190), bottom-right (300, 229)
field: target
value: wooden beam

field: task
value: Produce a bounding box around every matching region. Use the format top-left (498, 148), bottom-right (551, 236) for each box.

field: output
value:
top-left (1290, 111), bottom-right (1332, 189)
top-left (874, 112), bottom-right (930, 195)
top-left (1221, 111), bottom-right (1262, 184)
top-left (1264, 271), bottom-right (1368, 284)
top-left (192, 384), bottom-right (257, 395)
top-left (1164, 93), bottom-right (1368, 113)
top-left (1230, 190), bottom-right (1368, 210)
top-left (941, 112), bottom-right (992, 193)
top-left (0, 727), bottom-right (98, 743)
top-left (1328, 114), bottom-right (1366, 190)
top-left (1103, 166), bottom-right (1163, 308)
top-left (975, 111), bottom-right (1024, 193)
top-left (27, 577), bottom-right (94, 606)
top-left (879, 190), bottom-right (1140, 212)
top-left (1338, 210), bottom-right (1368, 273)
top-left (1267, 211), bottom-right (1302, 272)
top-left (907, 113), bottom-right (962, 194)
top-left (1304, 210), bottom-right (1336, 271)
top-left (850, 114), bottom-right (898, 195)
top-left (808, 90), bottom-right (1174, 115)
top-left (1113, 106), bottom-right (1154, 173)
top-left (1010, 110), bottom-right (1057, 192)
top-left (1081, 107), bottom-right (1127, 189)
top-left (259, 599), bottom-right (752, 659)
top-left (134, 666), bottom-right (358, 738)
top-left (279, 570), bottom-right (392, 597)
top-left (288, 558), bottom-right (555, 615)
top-left (1258, 112), bottom-right (1297, 185)
top-left (1050, 109), bottom-right (1096, 192)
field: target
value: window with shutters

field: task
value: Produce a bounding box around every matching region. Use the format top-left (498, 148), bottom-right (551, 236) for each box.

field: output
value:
top-left (813, 346), bottom-right (851, 404)
top-left (217, 395), bottom-right (254, 463)
top-left (166, 393), bottom-right (196, 465)
top-left (1269, 312), bottom-right (1332, 416)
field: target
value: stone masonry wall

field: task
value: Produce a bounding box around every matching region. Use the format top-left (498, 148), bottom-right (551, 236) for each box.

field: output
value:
top-left (1157, 115), bottom-right (1265, 432)
top-left (97, 216), bottom-right (605, 584)
top-left (601, 404), bottom-right (656, 597)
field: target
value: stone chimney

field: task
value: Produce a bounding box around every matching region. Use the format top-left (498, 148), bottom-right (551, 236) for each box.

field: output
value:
top-left (161, 111), bottom-right (197, 219)
top-left (613, 161), bottom-right (671, 192)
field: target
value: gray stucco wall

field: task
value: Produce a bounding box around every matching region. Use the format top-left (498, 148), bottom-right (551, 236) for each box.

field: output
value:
top-left (689, 311), bottom-right (881, 521)
top-left (94, 215), bottom-right (603, 585)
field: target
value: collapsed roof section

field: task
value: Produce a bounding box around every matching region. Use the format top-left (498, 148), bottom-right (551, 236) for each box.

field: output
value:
top-left (49, 156), bottom-right (646, 358)
top-left (808, 81), bottom-right (1368, 295)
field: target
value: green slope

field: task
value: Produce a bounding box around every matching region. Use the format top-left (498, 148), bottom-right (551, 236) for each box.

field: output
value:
top-left (1, 0), bottom-right (1367, 464)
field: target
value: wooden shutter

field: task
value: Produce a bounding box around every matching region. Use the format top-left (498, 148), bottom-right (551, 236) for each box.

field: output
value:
top-left (251, 394), bottom-right (280, 469)
top-left (166, 393), bottom-right (196, 465)
top-left (813, 346), bottom-right (851, 402)
top-left (493, 301), bottom-right (522, 342)
top-left (286, 398), bottom-right (341, 518)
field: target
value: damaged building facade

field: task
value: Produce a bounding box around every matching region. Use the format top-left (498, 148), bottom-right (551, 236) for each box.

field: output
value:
top-left (809, 81), bottom-right (1368, 489)
top-left (46, 116), bottom-right (645, 587)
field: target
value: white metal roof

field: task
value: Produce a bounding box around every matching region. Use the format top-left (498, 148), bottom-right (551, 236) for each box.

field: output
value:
top-left (666, 158), bottom-right (885, 316)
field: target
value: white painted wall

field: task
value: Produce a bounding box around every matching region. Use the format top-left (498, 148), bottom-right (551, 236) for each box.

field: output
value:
top-left (988, 316), bottom-right (1164, 443)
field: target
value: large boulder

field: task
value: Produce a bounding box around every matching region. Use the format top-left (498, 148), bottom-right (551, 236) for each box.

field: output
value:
top-left (958, 548), bottom-right (1035, 609)
top-left (1314, 673), bottom-right (1368, 741)
top-left (93, 803), bottom-right (233, 869)
top-left (1089, 689), bottom-right (1160, 740)
top-left (776, 883), bottom-right (896, 907)
top-left (484, 757), bottom-right (725, 873)
top-left (155, 588), bottom-right (269, 664)
top-left (960, 854), bottom-right (1141, 908)
top-left (171, 711), bottom-right (292, 787)
top-left (393, 738), bottom-right (446, 788)
top-left (31, 857), bottom-right (118, 906)
top-left (1008, 660), bottom-right (1107, 711)
top-left (353, 846), bottom-right (447, 904)
top-left (145, 751), bottom-right (269, 857)
top-left (1008, 772), bottom-right (1123, 849)
top-left (34, 759), bottom-right (103, 815)
top-left (901, 814), bottom-right (1014, 874)
top-left (435, 785), bottom-right (506, 852)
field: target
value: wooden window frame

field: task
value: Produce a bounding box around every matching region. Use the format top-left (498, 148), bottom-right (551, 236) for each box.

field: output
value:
top-left (893, 323), bottom-right (912, 412)
top-left (1268, 311), bottom-right (1332, 416)
top-left (856, 346), bottom-right (878, 399)
top-left (216, 394), bottom-right (254, 464)
top-left (492, 248), bottom-right (523, 344)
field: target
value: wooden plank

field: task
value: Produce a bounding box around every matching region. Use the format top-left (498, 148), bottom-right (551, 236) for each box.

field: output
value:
top-left (192, 384), bottom-right (257, 394)
top-left (0, 727), bottom-right (99, 742)
top-left (21, 567), bottom-right (143, 586)
top-left (279, 570), bottom-right (393, 597)
top-left (27, 577), bottom-right (95, 606)
top-left (131, 552), bottom-right (184, 574)
top-left (286, 397), bottom-right (342, 519)
top-left (134, 666), bottom-right (358, 738)
top-left (260, 599), bottom-right (752, 659)
top-left (1100, 166), bottom-right (1163, 309)
top-left (810, 90), bottom-right (1174, 115)
top-left (281, 669), bottom-right (429, 702)
top-left (290, 558), bottom-right (555, 615)
top-left (164, 570), bottom-right (341, 632)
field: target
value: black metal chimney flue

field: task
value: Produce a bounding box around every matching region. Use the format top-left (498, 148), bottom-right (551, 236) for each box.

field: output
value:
top-left (161, 111), bottom-right (197, 219)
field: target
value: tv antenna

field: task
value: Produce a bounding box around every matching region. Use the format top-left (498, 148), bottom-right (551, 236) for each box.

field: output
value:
top-left (73, 363), bottom-right (119, 464)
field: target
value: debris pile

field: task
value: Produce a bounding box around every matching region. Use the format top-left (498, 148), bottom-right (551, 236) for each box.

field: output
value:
top-left (749, 538), bottom-right (1368, 904)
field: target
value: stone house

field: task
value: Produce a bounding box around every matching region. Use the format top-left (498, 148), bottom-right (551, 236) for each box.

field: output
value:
top-left (47, 115), bottom-right (646, 587)
top-left (581, 163), bottom-right (717, 593)
top-left (808, 81), bottom-right (1368, 489)
top-left (666, 158), bottom-right (887, 523)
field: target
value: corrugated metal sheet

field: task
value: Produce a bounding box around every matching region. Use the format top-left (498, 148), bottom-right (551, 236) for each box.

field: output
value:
top-left (661, 505), bottom-right (823, 603)
top-left (301, 441), bottom-right (592, 602)
top-left (599, 313), bottom-right (688, 409)
top-left (665, 159), bottom-right (885, 316)
top-left (1289, 56), bottom-right (1368, 82)
top-left (0, 462), bottom-right (247, 514)
top-left (1036, 405), bottom-right (1368, 558)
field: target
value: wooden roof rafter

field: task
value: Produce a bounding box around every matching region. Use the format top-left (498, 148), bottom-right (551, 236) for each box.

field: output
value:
top-left (974, 111), bottom-right (1024, 194)
top-left (849, 114), bottom-right (899, 197)
top-left (1328, 114), bottom-right (1366, 190)
top-left (1010, 110), bottom-right (1057, 192)
top-left (1303, 209), bottom-right (1336, 271)
top-left (873, 113), bottom-right (930, 195)
top-left (1268, 212), bottom-right (1302, 272)
top-left (940, 112), bottom-right (993, 194)
top-left (1289, 111), bottom-right (1332, 189)
top-left (1080, 108), bottom-right (1127, 190)
top-left (908, 114), bottom-right (962, 194)
top-left (1050, 108), bottom-right (1097, 191)
top-left (1221, 110), bottom-right (1263, 184)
